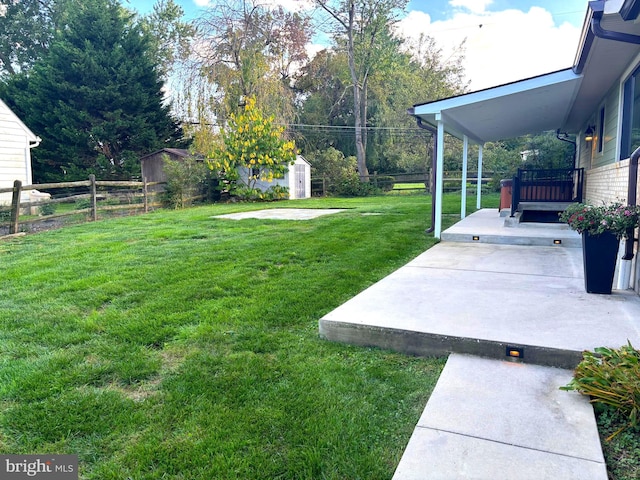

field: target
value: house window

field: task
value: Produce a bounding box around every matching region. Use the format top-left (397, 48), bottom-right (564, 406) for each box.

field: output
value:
top-left (621, 66), bottom-right (640, 158)
top-left (598, 106), bottom-right (605, 153)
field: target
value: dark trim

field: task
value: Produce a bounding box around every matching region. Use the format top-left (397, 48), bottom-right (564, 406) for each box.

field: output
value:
top-left (620, 0), bottom-right (640, 21)
top-left (620, 67), bottom-right (637, 159)
top-left (623, 146), bottom-right (640, 260)
top-left (573, 10), bottom-right (596, 75)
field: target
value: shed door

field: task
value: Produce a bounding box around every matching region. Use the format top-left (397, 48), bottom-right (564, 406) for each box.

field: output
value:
top-left (294, 164), bottom-right (306, 198)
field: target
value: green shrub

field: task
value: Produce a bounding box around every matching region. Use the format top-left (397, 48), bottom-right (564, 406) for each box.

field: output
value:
top-left (39, 203), bottom-right (57, 216)
top-left (75, 198), bottom-right (92, 211)
top-left (233, 185), bottom-right (289, 201)
top-left (562, 342), bottom-right (640, 439)
top-left (162, 155), bottom-right (208, 209)
top-left (375, 175), bottom-right (395, 192)
top-left (0, 208), bottom-right (11, 223)
top-left (333, 174), bottom-right (380, 197)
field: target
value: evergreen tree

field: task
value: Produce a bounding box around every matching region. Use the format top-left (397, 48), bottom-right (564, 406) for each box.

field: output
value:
top-left (1, 0), bottom-right (183, 182)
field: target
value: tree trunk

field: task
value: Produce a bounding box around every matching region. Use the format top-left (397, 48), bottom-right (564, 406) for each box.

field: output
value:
top-left (347, 1), bottom-right (369, 181)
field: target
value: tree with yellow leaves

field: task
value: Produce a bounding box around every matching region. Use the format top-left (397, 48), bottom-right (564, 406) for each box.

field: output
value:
top-left (207, 97), bottom-right (297, 200)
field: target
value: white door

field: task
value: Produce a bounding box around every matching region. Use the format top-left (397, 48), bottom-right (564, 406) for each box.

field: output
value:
top-left (294, 164), bottom-right (306, 199)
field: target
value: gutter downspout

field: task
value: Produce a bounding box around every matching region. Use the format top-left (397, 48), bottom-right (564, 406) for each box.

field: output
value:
top-left (556, 130), bottom-right (577, 168)
top-left (415, 117), bottom-right (437, 234)
top-left (618, 145), bottom-right (640, 289)
top-left (590, 2), bottom-right (640, 45)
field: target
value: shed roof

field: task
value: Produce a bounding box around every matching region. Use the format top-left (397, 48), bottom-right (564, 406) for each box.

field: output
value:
top-left (139, 148), bottom-right (190, 160)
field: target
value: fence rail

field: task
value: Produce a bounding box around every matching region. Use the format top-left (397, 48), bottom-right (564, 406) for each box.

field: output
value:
top-left (311, 171), bottom-right (494, 196)
top-left (1, 175), bottom-right (165, 235)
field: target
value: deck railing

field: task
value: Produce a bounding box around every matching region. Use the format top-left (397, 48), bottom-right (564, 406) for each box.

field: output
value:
top-left (510, 168), bottom-right (584, 217)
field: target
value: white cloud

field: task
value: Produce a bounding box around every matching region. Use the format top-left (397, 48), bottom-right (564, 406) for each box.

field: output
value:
top-left (397, 6), bottom-right (581, 91)
top-left (449, 0), bottom-right (493, 14)
top-left (193, 0), bottom-right (211, 6)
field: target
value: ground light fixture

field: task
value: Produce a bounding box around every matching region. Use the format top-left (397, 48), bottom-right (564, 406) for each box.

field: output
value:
top-left (506, 346), bottom-right (524, 360)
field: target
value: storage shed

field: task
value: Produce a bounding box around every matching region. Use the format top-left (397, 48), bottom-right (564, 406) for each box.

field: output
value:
top-left (0, 98), bottom-right (40, 204)
top-left (140, 148), bottom-right (191, 184)
top-left (239, 155), bottom-right (311, 199)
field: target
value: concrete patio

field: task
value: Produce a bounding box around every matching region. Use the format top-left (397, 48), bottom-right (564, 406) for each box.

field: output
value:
top-left (319, 208), bottom-right (640, 479)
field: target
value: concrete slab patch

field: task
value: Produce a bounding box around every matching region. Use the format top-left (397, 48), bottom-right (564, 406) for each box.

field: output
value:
top-left (212, 208), bottom-right (347, 221)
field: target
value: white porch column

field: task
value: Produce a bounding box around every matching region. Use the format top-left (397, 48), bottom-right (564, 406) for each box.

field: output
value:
top-left (435, 115), bottom-right (445, 239)
top-left (461, 136), bottom-right (468, 219)
top-left (476, 144), bottom-right (484, 210)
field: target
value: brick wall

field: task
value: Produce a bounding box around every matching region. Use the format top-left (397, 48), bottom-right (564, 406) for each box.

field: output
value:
top-left (585, 159), bottom-right (631, 204)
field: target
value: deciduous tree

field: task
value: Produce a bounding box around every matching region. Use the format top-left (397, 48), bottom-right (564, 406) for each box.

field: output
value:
top-left (311, 0), bottom-right (408, 180)
top-left (190, 0), bottom-right (312, 124)
top-left (206, 97), bottom-right (297, 199)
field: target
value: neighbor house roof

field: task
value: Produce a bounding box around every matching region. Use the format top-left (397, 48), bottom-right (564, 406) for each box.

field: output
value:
top-left (409, 0), bottom-right (640, 143)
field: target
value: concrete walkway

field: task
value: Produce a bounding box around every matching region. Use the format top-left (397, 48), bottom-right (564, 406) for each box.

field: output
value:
top-left (319, 208), bottom-right (640, 479)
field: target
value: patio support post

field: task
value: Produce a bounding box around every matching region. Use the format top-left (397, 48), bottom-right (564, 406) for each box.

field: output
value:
top-left (476, 144), bottom-right (484, 210)
top-left (461, 136), bottom-right (469, 219)
top-left (435, 115), bottom-right (445, 239)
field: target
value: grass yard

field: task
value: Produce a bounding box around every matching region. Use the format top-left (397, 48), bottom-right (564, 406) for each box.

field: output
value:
top-left (0, 194), bottom-right (486, 479)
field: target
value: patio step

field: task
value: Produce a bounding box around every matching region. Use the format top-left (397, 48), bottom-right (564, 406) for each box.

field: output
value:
top-left (518, 201), bottom-right (574, 212)
top-left (441, 209), bottom-right (580, 247)
top-left (391, 354), bottom-right (607, 480)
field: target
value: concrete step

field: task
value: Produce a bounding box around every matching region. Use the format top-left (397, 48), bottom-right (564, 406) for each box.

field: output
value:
top-left (392, 354), bottom-right (607, 480)
top-left (518, 201), bottom-right (574, 212)
top-left (319, 242), bottom-right (640, 369)
top-left (441, 209), bottom-right (580, 247)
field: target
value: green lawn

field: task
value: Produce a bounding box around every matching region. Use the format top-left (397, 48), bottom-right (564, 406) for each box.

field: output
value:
top-left (0, 194), bottom-right (489, 479)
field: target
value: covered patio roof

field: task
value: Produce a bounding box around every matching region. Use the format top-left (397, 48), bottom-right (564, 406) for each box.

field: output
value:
top-left (407, 69), bottom-right (583, 145)
top-left (407, 0), bottom-right (640, 239)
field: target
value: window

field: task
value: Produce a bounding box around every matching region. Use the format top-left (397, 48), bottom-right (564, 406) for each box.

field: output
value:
top-left (598, 106), bottom-right (605, 153)
top-left (621, 66), bottom-right (640, 158)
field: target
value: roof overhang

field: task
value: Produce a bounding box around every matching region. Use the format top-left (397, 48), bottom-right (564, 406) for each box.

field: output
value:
top-left (409, 0), bottom-right (640, 144)
top-left (408, 69), bottom-right (583, 144)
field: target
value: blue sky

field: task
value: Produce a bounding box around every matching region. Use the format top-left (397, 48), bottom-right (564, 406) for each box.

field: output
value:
top-left (125, 0), bottom-right (589, 89)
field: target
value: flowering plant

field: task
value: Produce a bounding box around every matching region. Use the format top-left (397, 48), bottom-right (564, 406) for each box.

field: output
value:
top-left (560, 202), bottom-right (640, 238)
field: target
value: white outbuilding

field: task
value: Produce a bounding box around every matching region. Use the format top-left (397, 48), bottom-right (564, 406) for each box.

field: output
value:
top-left (0, 98), bottom-right (41, 204)
top-left (239, 155), bottom-right (311, 199)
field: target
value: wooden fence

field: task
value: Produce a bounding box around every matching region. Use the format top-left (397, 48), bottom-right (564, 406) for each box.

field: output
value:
top-left (0, 175), bottom-right (164, 236)
top-left (311, 171), bottom-right (495, 196)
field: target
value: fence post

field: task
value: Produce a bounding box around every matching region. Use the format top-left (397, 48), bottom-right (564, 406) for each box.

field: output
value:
top-left (373, 171), bottom-right (378, 188)
top-left (9, 180), bottom-right (22, 234)
top-left (322, 176), bottom-right (327, 197)
top-left (89, 174), bottom-right (97, 221)
top-left (143, 177), bottom-right (148, 213)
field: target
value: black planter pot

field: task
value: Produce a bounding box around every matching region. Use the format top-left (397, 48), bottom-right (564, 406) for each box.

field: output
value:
top-left (582, 231), bottom-right (619, 294)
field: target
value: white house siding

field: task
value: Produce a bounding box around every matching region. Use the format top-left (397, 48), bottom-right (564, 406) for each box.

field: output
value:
top-left (0, 100), bottom-right (36, 204)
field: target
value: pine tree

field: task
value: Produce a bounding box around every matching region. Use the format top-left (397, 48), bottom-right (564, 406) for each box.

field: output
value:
top-left (1, 0), bottom-right (183, 182)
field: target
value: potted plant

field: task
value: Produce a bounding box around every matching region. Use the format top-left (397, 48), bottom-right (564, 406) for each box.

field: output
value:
top-left (560, 203), bottom-right (640, 294)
